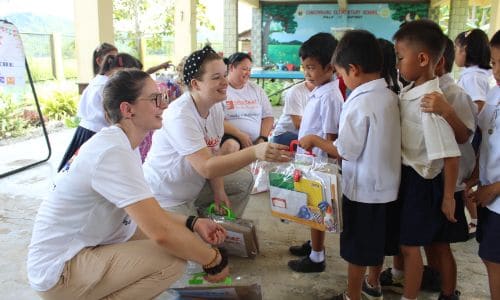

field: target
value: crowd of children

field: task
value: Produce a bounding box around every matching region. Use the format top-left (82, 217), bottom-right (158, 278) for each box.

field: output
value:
top-left (272, 21), bottom-right (498, 300)
top-left (27, 18), bottom-right (500, 300)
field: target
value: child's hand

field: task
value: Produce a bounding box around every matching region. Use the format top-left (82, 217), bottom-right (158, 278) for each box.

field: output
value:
top-left (299, 135), bottom-right (319, 152)
top-left (441, 196), bottom-right (457, 223)
top-left (421, 92), bottom-right (453, 117)
top-left (473, 184), bottom-right (497, 207)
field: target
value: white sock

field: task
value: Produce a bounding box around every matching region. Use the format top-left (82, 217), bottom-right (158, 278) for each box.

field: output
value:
top-left (391, 268), bottom-right (404, 279)
top-left (309, 249), bottom-right (324, 262)
top-left (470, 218), bottom-right (477, 225)
top-left (401, 297), bottom-right (416, 300)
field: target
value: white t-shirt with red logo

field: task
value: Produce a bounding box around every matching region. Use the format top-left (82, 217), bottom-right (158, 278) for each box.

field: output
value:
top-left (143, 92), bottom-right (224, 208)
top-left (223, 81), bottom-right (274, 141)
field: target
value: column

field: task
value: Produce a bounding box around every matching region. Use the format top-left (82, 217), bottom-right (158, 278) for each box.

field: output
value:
top-left (223, 0), bottom-right (238, 56)
top-left (74, 0), bottom-right (114, 90)
top-left (174, 0), bottom-right (197, 64)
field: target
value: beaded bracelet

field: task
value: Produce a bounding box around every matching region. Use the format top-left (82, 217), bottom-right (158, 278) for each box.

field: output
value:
top-left (202, 247), bottom-right (220, 269)
top-left (203, 248), bottom-right (228, 275)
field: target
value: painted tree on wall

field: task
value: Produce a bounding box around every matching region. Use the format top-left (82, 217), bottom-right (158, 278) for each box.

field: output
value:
top-left (262, 4), bottom-right (299, 58)
top-left (388, 3), bottom-right (429, 22)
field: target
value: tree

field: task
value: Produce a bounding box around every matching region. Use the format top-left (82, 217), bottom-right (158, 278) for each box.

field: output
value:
top-left (261, 4), bottom-right (298, 57)
top-left (113, 0), bottom-right (214, 61)
top-left (388, 3), bottom-right (429, 23)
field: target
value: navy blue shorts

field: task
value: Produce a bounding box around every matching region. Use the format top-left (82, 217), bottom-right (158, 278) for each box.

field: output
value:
top-left (58, 126), bottom-right (95, 172)
top-left (399, 166), bottom-right (448, 246)
top-left (435, 191), bottom-right (468, 243)
top-left (477, 206), bottom-right (500, 264)
top-left (340, 195), bottom-right (401, 266)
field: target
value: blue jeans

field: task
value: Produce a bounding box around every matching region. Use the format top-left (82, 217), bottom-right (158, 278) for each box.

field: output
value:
top-left (270, 131), bottom-right (298, 147)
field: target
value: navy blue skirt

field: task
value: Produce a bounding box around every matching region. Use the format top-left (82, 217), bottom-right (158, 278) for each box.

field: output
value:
top-left (57, 126), bottom-right (95, 172)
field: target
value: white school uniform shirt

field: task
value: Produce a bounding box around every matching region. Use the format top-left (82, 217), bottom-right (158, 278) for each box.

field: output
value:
top-left (78, 74), bottom-right (110, 133)
top-left (27, 126), bottom-right (152, 291)
top-left (334, 78), bottom-right (401, 204)
top-left (298, 79), bottom-right (343, 157)
top-left (439, 73), bottom-right (478, 191)
top-left (400, 78), bottom-right (461, 179)
top-left (143, 92), bottom-right (224, 208)
top-left (457, 66), bottom-right (492, 102)
top-left (478, 86), bottom-right (500, 214)
top-left (223, 81), bottom-right (274, 141)
top-left (273, 81), bottom-right (311, 136)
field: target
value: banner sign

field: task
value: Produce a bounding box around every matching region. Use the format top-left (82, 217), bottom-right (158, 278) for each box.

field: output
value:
top-left (262, 3), bottom-right (429, 67)
top-left (0, 21), bottom-right (26, 93)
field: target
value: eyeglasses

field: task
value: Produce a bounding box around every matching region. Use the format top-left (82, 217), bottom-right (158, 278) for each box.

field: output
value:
top-left (138, 92), bottom-right (170, 107)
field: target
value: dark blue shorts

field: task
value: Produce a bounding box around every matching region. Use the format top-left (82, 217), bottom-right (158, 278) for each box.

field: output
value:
top-left (436, 191), bottom-right (468, 243)
top-left (399, 166), bottom-right (447, 246)
top-left (477, 206), bottom-right (500, 264)
top-left (340, 195), bottom-right (401, 266)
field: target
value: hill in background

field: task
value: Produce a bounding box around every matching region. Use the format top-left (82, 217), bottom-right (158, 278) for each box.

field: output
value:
top-left (2, 13), bottom-right (74, 34)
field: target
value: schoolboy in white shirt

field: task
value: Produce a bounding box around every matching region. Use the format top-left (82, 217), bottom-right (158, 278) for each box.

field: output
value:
top-left (287, 32), bottom-right (344, 273)
top-left (393, 20), bottom-right (461, 300)
top-left (300, 30), bottom-right (401, 300)
top-left (471, 30), bottom-right (500, 300)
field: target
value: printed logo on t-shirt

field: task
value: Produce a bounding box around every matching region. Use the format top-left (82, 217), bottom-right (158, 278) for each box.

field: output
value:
top-left (122, 216), bottom-right (132, 226)
top-left (205, 136), bottom-right (221, 153)
top-left (226, 100), bottom-right (235, 110)
top-left (224, 99), bottom-right (260, 119)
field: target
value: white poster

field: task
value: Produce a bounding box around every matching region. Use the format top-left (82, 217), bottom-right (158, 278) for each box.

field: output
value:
top-left (0, 21), bottom-right (26, 93)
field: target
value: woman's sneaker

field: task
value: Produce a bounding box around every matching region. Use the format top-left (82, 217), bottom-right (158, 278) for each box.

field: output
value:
top-left (362, 276), bottom-right (383, 300)
top-left (380, 268), bottom-right (404, 294)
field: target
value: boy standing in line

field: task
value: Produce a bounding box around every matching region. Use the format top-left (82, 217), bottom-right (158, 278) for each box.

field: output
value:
top-left (287, 32), bottom-right (344, 273)
top-left (299, 30), bottom-right (402, 300)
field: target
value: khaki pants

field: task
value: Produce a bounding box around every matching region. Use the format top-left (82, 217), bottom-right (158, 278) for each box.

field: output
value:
top-left (167, 168), bottom-right (253, 217)
top-left (38, 230), bottom-right (186, 300)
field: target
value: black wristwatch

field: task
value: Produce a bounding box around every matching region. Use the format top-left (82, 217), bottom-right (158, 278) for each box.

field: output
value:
top-left (257, 135), bottom-right (268, 142)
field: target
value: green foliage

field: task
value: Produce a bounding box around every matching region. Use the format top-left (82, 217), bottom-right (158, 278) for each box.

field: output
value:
top-left (263, 80), bottom-right (285, 106)
top-left (267, 44), bottom-right (300, 67)
top-left (0, 93), bottom-right (30, 139)
top-left (64, 116), bottom-right (80, 128)
top-left (40, 90), bottom-right (78, 121)
top-left (262, 4), bottom-right (299, 34)
top-left (388, 3), bottom-right (429, 22)
top-left (113, 0), bottom-right (215, 55)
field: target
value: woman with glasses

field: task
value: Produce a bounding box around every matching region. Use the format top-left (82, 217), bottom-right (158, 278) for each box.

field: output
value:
top-left (28, 69), bottom-right (230, 299)
top-left (58, 53), bottom-right (143, 172)
top-left (143, 46), bottom-right (290, 217)
top-left (219, 52), bottom-right (275, 154)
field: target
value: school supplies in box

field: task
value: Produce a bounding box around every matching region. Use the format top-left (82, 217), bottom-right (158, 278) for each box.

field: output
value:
top-left (268, 152), bottom-right (342, 233)
top-left (206, 204), bottom-right (259, 258)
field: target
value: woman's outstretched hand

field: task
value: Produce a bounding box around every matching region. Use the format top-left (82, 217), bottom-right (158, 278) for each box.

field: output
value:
top-left (254, 142), bottom-right (291, 162)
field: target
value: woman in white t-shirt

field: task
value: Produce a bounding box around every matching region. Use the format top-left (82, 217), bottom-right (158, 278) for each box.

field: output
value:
top-left (143, 46), bottom-right (290, 217)
top-left (57, 53), bottom-right (143, 172)
top-left (28, 69), bottom-right (231, 299)
top-left (220, 52), bottom-right (275, 154)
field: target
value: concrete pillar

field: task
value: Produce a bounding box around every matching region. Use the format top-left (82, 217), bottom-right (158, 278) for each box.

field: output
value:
top-left (74, 0), bottom-right (114, 88)
top-left (174, 0), bottom-right (196, 64)
top-left (489, 0), bottom-right (500, 37)
top-left (448, 0), bottom-right (469, 41)
top-left (50, 33), bottom-right (64, 81)
top-left (223, 0), bottom-right (238, 56)
top-left (251, 7), bottom-right (262, 66)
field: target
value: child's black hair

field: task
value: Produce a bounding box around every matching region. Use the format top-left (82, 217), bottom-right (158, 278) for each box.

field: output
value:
top-left (332, 29), bottom-right (382, 75)
top-left (299, 32), bottom-right (338, 68)
top-left (393, 19), bottom-right (446, 64)
top-left (442, 37), bottom-right (455, 73)
top-left (99, 53), bottom-right (143, 75)
top-left (377, 38), bottom-right (399, 93)
top-left (455, 29), bottom-right (491, 69)
top-left (490, 30), bottom-right (500, 48)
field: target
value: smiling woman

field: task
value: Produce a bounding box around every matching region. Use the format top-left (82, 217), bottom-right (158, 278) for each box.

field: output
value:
top-left (27, 69), bottom-right (231, 299)
top-left (143, 45), bottom-right (291, 219)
